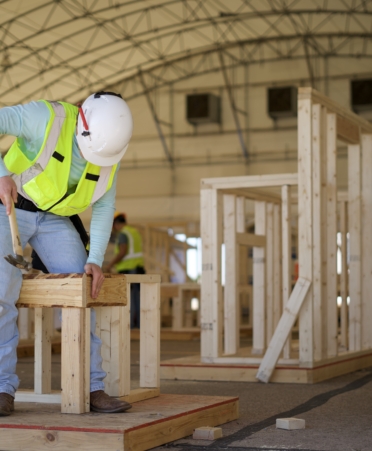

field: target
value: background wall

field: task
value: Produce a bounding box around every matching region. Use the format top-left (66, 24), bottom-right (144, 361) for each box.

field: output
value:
top-left (78, 54), bottom-right (372, 226)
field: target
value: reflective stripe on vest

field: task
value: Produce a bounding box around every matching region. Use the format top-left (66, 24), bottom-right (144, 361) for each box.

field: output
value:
top-left (114, 226), bottom-right (144, 272)
top-left (4, 100), bottom-right (117, 216)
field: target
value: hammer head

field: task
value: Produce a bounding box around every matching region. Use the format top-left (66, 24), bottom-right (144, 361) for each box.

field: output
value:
top-left (4, 254), bottom-right (32, 271)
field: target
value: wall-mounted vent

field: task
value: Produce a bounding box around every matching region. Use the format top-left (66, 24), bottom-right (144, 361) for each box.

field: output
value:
top-left (267, 86), bottom-right (297, 118)
top-left (351, 79), bottom-right (372, 112)
top-left (186, 93), bottom-right (220, 124)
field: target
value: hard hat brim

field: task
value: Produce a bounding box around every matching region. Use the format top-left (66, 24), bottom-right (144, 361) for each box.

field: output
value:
top-left (78, 140), bottom-right (129, 166)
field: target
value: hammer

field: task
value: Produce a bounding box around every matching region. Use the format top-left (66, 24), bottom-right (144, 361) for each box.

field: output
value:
top-left (4, 201), bottom-right (33, 271)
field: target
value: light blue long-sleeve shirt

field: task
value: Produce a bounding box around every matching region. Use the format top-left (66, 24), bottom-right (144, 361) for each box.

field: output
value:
top-left (0, 101), bottom-right (118, 267)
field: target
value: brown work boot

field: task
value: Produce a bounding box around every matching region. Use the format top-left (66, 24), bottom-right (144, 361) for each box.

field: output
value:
top-left (0, 393), bottom-right (14, 416)
top-left (90, 390), bottom-right (132, 413)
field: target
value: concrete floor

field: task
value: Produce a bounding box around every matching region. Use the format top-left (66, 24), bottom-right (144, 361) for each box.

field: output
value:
top-left (16, 338), bottom-right (372, 451)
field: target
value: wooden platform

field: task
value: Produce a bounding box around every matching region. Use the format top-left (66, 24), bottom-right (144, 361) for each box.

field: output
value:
top-left (0, 394), bottom-right (238, 451)
top-left (160, 350), bottom-right (372, 384)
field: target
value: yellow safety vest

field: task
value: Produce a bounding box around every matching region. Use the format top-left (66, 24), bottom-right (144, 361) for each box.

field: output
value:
top-left (114, 225), bottom-right (144, 272)
top-left (4, 100), bottom-right (117, 216)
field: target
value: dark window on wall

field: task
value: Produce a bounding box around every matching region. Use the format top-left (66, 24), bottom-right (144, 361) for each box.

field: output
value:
top-left (351, 79), bottom-right (372, 112)
top-left (186, 94), bottom-right (221, 124)
top-left (267, 87), bottom-right (297, 118)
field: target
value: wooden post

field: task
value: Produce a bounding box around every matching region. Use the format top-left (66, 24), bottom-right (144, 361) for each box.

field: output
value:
top-left (281, 185), bottom-right (292, 359)
top-left (61, 308), bottom-right (90, 414)
top-left (361, 134), bottom-right (372, 349)
top-left (140, 282), bottom-right (160, 388)
top-left (311, 103), bottom-right (327, 361)
top-left (273, 203), bottom-right (282, 330)
top-left (95, 305), bottom-right (130, 397)
top-left (339, 201), bottom-right (348, 349)
top-left (223, 194), bottom-right (239, 355)
top-left (265, 202), bottom-right (274, 344)
top-left (201, 188), bottom-right (223, 362)
top-left (348, 144), bottom-right (362, 351)
top-left (298, 93), bottom-right (314, 367)
top-left (34, 308), bottom-right (52, 394)
top-left (326, 112), bottom-right (338, 358)
top-left (252, 201), bottom-right (266, 354)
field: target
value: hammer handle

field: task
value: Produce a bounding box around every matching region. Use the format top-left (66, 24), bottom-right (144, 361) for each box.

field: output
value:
top-left (8, 202), bottom-right (23, 256)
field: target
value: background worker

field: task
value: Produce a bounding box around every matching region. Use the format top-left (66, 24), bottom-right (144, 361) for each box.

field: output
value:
top-left (106, 213), bottom-right (145, 328)
top-left (0, 91), bottom-right (133, 416)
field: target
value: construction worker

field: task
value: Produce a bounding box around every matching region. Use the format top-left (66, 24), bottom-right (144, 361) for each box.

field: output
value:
top-left (106, 213), bottom-right (145, 328)
top-left (0, 91), bottom-right (133, 416)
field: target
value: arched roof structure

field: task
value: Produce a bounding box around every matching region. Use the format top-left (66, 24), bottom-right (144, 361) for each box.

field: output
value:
top-left (0, 0), bottom-right (371, 107)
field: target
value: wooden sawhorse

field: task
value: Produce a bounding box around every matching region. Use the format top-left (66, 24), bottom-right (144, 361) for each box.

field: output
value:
top-left (15, 273), bottom-right (160, 414)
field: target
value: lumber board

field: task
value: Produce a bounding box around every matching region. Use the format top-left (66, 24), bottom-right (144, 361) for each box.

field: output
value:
top-left (223, 194), bottom-right (239, 355)
top-left (281, 185), bottom-right (292, 359)
top-left (0, 430), bottom-right (124, 451)
top-left (161, 349), bottom-right (372, 384)
top-left (0, 394), bottom-right (238, 451)
top-left (311, 103), bottom-right (327, 361)
top-left (256, 277), bottom-right (311, 383)
top-left (298, 94), bottom-right (314, 367)
top-left (219, 187), bottom-right (281, 204)
top-left (348, 144), bottom-right (362, 351)
top-left (201, 173), bottom-right (298, 190)
top-left (140, 282), bottom-right (161, 388)
top-left (252, 201), bottom-right (266, 355)
top-left (201, 188), bottom-right (223, 362)
top-left (18, 274), bottom-right (128, 308)
top-left (34, 308), bottom-right (52, 394)
top-left (361, 134), bottom-right (372, 349)
top-left (339, 201), bottom-right (348, 348)
top-left (61, 308), bottom-right (90, 414)
top-left (237, 232), bottom-right (266, 247)
top-left (326, 112), bottom-right (338, 358)
top-left (124, 397), bottom-right (239, 451)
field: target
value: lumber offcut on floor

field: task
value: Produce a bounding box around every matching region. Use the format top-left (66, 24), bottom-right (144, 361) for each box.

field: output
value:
top-left (0, 394), bottom-right (239, 451)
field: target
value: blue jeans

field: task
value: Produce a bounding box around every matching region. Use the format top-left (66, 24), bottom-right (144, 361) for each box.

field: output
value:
top-left (0, 204), bottom-right (106, 397)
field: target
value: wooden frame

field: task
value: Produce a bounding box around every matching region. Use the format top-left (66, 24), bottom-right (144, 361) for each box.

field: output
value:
top-left (196, 87), bottom-right (372, 382)
top-left (15, 273), bottom-right (161, 413)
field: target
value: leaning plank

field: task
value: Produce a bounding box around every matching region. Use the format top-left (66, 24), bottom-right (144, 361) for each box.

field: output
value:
top-left (256, 278), bottom-right (311, 383)
top-left (18, 274), bottom-right (128, 308)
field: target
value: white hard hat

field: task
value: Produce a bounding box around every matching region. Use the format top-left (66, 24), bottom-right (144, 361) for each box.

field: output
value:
top-left (76, 91), bottom-right (133, 166)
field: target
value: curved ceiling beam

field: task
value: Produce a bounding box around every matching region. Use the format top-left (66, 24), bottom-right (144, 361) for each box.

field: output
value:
top-left (4, 31), bottom-right (371, 106)
top-left (0, 2), bottom-right (371, 102)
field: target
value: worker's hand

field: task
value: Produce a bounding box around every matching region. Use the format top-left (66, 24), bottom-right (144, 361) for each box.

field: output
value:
top-left (0, 176), bottom-right (18, 215)
top-left (84, 263), bottom-right (105, 299)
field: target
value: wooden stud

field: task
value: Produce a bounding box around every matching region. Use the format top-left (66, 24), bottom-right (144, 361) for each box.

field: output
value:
top-left (61, 308), bottom-right (90, 414)
top-left (34, 308), bottom-right (52, 394)
top-left (281, 185), bottom-right (292, 359)
top-left (273, 203), bottom-right (282, 331)
top-left (326, 113), bottom-right (338, 358)
top-left (298, 94), bottom-right (314, 367)
top-left (265, 203), bottom-right (274, 345)
top-left (140, 282), bottom-right (161, 388)
top-left (311, 103), bottom-right (327, 361)
top-left (252, 201), bottom-right (266, 354)
top-left (361, 134), bottom-right (372, 349)
top-left (223, 194), bottom-right (239, 355)
top-left (339, 201), bottom-right (348, 349)
top-left (348, 144), bottom-right (362, 352)
top-left (201, 188), bottom-right (223, 362)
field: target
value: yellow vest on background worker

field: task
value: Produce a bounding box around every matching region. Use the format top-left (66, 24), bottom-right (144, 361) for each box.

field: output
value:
top-left (4, 100), bottom-right (117, 216)
top-left (114, 225), bottom-right (144, 272)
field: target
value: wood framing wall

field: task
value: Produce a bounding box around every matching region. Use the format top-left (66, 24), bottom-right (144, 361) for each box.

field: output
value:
top-left (200, 87), bottom-right (372, 379)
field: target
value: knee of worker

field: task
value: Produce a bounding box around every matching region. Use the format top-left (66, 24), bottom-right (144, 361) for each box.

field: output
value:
top-left (0, 302), bottom-right (19, 327)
